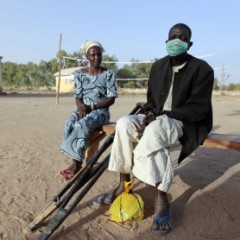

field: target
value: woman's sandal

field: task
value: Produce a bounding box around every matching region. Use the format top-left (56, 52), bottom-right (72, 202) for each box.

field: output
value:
top-left (60, 165), bottom-right (78, 180)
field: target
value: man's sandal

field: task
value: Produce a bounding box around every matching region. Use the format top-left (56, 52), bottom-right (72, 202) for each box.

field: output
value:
top-left (150, 214), bottom-right (172, 235)
top-left (92, 193), bottom-right (112, 206)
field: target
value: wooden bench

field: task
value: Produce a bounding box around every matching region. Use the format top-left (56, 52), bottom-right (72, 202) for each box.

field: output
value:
top-left (85, 123), bottom-right (240, 160)
top-left (28, 120), bottom-right (240, 233)
top-left (85, 122), bottom-right (116, 161)
top-left (203, 132), bottom-right (240, 151)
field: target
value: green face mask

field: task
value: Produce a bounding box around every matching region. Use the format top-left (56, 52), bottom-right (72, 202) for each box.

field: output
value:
top-left (166, 38), bottom-right (188, 56)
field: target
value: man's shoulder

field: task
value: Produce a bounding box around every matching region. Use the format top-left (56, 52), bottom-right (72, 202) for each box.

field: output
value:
top-left (152, 55), bottom-right (169, 66)
top-left (187, 54), bottom-right (213, 71)
top-left (151, 54), bottom-right (213, 72)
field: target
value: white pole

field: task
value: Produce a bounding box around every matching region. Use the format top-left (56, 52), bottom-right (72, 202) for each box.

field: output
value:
top-left (56, 33), bottom-right (62, 104)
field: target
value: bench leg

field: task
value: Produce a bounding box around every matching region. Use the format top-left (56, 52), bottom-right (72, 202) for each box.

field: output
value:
top-left (85, 131), bottom-right (108, 163)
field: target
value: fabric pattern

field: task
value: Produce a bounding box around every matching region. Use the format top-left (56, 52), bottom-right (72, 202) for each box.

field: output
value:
top-left (73, 69), bottom-right (117, 105)
top-left (60, 69), bottom-right (117, 161)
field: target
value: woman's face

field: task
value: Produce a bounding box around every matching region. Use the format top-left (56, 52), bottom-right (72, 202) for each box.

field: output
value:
top-left (86, 46), bottom-right (102, 68)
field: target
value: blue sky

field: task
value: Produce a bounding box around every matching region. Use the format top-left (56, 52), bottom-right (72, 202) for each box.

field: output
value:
top-left (1, 0), bottom-right (240, 83)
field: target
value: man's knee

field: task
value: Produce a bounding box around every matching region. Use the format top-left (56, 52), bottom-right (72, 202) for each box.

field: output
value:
top-left (116, 115), bottom-right (132, 131)
top-left (144, 121), bottom-right (159, 136)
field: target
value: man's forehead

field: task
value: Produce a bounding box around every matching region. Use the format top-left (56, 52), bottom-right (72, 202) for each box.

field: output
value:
top-left (170, 27), bottom-right (188, 36)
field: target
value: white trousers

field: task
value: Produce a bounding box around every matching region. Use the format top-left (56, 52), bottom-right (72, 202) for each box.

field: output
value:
top-left (108, 114), bottom-right (183, 192)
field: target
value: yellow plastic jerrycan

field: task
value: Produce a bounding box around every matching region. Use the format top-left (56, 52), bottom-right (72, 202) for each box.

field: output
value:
top-left (109, 181), bottom-right (144, 223)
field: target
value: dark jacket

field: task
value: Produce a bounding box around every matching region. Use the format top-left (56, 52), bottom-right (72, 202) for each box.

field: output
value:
top-left (143, 54), bottom-right (214, 164)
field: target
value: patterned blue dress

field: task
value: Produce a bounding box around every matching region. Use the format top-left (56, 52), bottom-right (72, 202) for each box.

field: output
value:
top-left (60, 69), bottom-right (117, 161)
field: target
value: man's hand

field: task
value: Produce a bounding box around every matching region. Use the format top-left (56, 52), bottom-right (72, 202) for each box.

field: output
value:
top-left (137, 112), bottom-right (156, 139)
top-left (142, 112), bottom-right (156, 125)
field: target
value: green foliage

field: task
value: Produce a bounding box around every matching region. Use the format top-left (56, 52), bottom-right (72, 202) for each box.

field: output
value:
top-left (116, 59), bottom-right (152, 88)
top-left (213, 77), bottom-right (219, 90)
top-left (2, 50), bottom-right (118, 88)
top-left (234, 84), bottom-right (240, 91)
top-left (226, 83), bottom-right (240, 91)
top-left (227, 83), bottom-right (235, 91)
top-left (48, 58), bottom-right (58, 73)
top-left (2, 62), bottom-right (18, 86)
top-left (61, 50), bottom-right (85, 68)
top-left (2, 60), bottom-right (55, 88)
top-left (102, 55), bottom-right (118, 72)
top-left (210, 77), bottom-right (240, 92)
top-left (117, 68), bottom-right (136, 78)
top-left (4, 52), bottom-right (239, 91)
top-left (15, 64), bottom-right (30, 87)
top-left (122, 81), bottom-right (138, 89)
top-left (56, 50), bottom-right (67, 60)
top-left (130, 59), bottom-right (152, 78)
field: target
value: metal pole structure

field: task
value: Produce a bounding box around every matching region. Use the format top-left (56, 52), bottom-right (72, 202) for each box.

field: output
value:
top-left (56, 33), bottom-right (62, 104)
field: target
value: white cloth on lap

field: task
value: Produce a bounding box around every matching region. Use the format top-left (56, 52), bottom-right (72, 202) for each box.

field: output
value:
top-left (108, 114), bottom-right (183, 192)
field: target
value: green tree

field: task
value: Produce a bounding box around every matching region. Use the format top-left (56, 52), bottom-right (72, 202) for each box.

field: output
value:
top-left (2, 62), bottom-right (18, 86)
top-left (26, 62), bottom-right (39, 88)
top-left (130, 58), bottom-right (152, 78)
top-left (227, 83), bottom-right (235, 91)
top-left (233, 83), bottom-right (240, 91)
top-left (36, 60), bottom-right (55, 87)
top-left (15, 64), bottom-right (30, 87)
top-left (117, 68), bottom-right (137, 88)
top-left (219, 64), bottom-right (230, 95)
top-left (71, 51), bottom-right (85, 65)
top-left (56, 50), bottom-right (86, 69)
top-left (48, 58), bottom-right (58, 74)
top-left (102, 55), bottom-right (118, 73)
top-left (213, 77), bottom-right (219, 90)
top-left (117, 68), bottom-right (136, 78)
top-left (116, 59), bottom-right (154, 88)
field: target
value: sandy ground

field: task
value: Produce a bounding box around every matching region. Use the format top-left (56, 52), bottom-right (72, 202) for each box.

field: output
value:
top-left (0, 93), bottom-right (240, 240)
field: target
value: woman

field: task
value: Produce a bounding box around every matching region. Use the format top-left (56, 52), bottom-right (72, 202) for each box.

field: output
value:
top-left (60, 40), bottom-right (117, 180)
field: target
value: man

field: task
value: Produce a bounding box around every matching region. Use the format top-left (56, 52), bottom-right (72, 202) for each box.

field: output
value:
top-left (94, 23), bottom-right (214, 235)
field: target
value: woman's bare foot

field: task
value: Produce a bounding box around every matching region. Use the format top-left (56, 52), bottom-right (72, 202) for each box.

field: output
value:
top-left (60, 159), bottom-right (82, 180)
top-left (71, 159), bottom-right (82, 173)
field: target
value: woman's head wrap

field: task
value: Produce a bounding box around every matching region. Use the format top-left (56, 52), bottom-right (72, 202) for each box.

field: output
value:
top-left (80, 40), bottom-right (105, 55)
